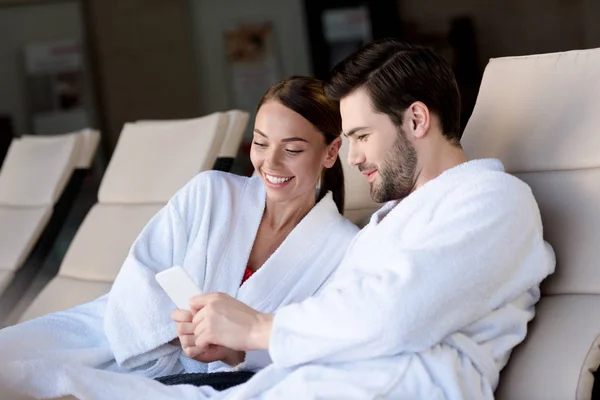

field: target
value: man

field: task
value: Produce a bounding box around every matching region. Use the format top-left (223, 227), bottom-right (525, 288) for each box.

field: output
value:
top-left (0, 39), bottom-right (555, 399)
top-left (183, 39), bottom-right (555, 399)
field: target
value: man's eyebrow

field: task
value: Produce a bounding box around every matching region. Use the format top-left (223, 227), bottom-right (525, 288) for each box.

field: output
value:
top-left (342, 127), bottom-right (368, 138)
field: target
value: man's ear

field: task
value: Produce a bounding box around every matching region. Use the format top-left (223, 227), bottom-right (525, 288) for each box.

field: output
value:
top-left (324, 137), bottom-right (342, 168)
top-left (405, 101), bottom-right (431, 139)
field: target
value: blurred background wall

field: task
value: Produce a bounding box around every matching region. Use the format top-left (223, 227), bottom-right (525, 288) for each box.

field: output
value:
top-left (1, 0), bottom-right (599, 169)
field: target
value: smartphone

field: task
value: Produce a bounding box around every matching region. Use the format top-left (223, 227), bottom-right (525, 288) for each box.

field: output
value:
top-left (155, 266), bottom-right (203, 311)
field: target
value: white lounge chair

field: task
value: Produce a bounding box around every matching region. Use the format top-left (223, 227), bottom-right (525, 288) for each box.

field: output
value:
top-left (462, 47), bottom-right (600, 400)
top-left (136, 110), bottom-right (250, 172)
top-left (16, 113), bottom-right (229, 323)
top-left (0, 131), bottom-right (100, 294)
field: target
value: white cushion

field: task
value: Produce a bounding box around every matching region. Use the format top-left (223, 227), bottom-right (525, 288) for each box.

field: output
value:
top-left (496, 295), bottom-right (600, 400)
top-left (98, 112), bottom-right (228, 204)
top-left (220, 110), bottom-right (249, 158)
top-left (75, 129), bottom-right (101, 169)
top-left (463, 48), bottom-right (600, 173)
top-left (19, 276), bottom-right (112, 322)
top-left (0, 134), bottom-right (81, 206)
top-left (0, 205), bottom-right (52, 271)
top-left (516, 169), bottom-right (600, 295)
top-left (136, 111), bottom-right (245, 158)
top-left (0, 270), bottom-right (13, 294)
top-left (59, 203), bottom-right (163, 282)
top-left (339, 136), bottom-right (380, 212)
top-left (461, 47), bottom-right (600, 400)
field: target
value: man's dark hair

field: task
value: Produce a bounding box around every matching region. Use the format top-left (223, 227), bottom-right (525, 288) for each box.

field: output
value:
top-left (324, 38), bottom-right (462, 143)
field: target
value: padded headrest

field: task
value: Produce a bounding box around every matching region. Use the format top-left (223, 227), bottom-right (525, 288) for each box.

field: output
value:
top-left (0, 133), bottom-right (81, 206)
top-left (220, 110), bottom-right (250, 158)
top-left (75, 129), bottom-right (101, 169)
top-left (462, 48), bottom-right (600, 296)
top-left (134, 110), bottom-right (245, 158)
top-left (462, 48), bottom-right (600, 172)
top-left (98, 112), bottom-right (228, 204)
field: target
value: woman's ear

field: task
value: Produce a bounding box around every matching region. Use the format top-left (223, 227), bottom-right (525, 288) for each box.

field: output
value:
top-left (323, 137), bottom-right (342, 168)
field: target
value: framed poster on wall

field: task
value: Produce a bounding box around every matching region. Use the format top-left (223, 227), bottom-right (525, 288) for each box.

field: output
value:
top-left (224, 21), bottom-right (282, 116)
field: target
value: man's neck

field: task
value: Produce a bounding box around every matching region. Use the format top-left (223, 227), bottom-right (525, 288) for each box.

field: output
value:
top-left (414, 137), bottom-right (468, 190)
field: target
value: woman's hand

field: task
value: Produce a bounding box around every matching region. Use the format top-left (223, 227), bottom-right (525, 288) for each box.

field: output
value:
top-left (190, 293), bottom-right (273, 353)
top-left (170, 308), bottom-right (246, 365)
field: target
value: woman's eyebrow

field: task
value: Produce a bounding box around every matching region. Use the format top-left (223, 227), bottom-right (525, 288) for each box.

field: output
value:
top-left (254, 129), bottom-right (308, 143)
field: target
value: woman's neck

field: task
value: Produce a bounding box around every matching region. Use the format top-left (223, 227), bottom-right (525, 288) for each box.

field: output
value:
top-left (263, 193), bottom-right (316, 232)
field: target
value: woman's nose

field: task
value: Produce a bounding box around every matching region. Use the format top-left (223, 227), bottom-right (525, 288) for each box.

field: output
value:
top-left (264, 148), bottom-right (283, 167)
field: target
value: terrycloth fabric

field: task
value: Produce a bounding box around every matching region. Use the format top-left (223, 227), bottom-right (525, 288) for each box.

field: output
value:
top-left (250, 158), bottom-right (556, 399)
top-left (0, 159), bottom-right (555, 400)
top-left (0, 171), bottom-right (358, 379)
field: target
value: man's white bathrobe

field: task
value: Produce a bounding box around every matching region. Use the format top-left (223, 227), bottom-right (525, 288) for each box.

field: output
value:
top-left (0, 159), bottom-right (555, 400)
top-left (0, 171), bottom-right (358, 378)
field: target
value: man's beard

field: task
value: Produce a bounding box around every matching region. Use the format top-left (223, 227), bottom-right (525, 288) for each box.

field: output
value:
top-left (364, 128), bottom-right (418, 203)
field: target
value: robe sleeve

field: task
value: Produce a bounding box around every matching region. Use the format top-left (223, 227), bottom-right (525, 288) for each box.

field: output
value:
top-left (104, 176), bottom-right (206, 370)
top-left (269, 179), bottom-right (554, 367)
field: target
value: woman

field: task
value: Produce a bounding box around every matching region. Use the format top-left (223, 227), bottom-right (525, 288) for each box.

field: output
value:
top-left (0, 76), bottom-right (358, 383)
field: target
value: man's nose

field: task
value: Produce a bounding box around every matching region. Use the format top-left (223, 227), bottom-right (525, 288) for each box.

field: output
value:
top-left (346, 141), bottom-right (365, 167)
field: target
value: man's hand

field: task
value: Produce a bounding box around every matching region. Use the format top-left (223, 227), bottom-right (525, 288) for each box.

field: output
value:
top-left (190, 293), bottom-right (273, 352)
top-left (170, 308), bottom-right (245, 365)
top-left (171, 309), bottom-right (200, 358)
top-left (188, 344), bottom-right (245, 366)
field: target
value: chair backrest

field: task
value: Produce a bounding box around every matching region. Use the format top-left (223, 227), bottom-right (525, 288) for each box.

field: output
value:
top-left (0, 133), bottom-right (81, 206)
top-left (462, 48), bottom-right (600, 400)
top-left (135, 110), bottom-right (248, 158)
top-left (58, 203), bottom-right (163, 282)
top-left (220, 110), bottom-right (250, 158)
top-left (74, 129), bottom-right (101, 169)
top-left (339, 136), bottom-right (380, 226)
top-left (66, 112), bottom-right (231, 278)
top-left (15, 114), bottom-right (230, 322)
top-left (0, 130), bottom-right (99, 321)
top-left (98, 112), bottom-right (228, 204)
top-left (0, 206), bottom-right (52, 272)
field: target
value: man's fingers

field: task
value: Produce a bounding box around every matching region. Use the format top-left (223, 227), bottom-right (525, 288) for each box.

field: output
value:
top-left (179, 334), bottom-right (197, 350)
top-left (176, 322), bottom-right (195, 336)
top-left (192, 309), bottom-right (206, 325)
top-left (194, 336), bottom-right (211, 352)
top-left (189, 292), bottom-right (230, 310)
top-left (183, 345), bottom-right (202, 359)
top-left (171, 309), bottom-right (193, 323)
top-left (189, 293), bottom-right (211, 311)
top-left (193, 322), bottom-right (205, 339)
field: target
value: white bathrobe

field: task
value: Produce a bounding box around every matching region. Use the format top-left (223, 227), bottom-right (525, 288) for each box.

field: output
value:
top-left (0, 171), bottom-right (358, 378)
top-left (0, 159), bottom-right (555, 400)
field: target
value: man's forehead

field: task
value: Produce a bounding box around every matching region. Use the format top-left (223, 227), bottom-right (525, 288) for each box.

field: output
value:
top-left (340, 89), bottom-right (375, 132)
top-left (340, 87), bottom-right (372, 109)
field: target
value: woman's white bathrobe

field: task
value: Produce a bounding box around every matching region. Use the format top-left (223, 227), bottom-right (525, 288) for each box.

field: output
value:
top-left (0, 159), bottom-right (555, 400)
top-left (0, 171), bottom-right (358, 378)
